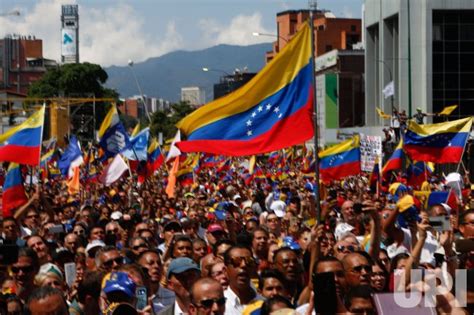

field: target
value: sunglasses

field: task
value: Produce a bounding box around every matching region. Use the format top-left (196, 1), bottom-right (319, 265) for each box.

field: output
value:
top-left (351, 264), bottom-right (372, 274)
top-left (133, 244), bottom-right (147, 251)
top-left (103, 257), bottom-right (123, 268)
top-left (11, 265), bottom-right (34, 274)
top-left (336, 245), bottom-right (356, 253)
top-left (194, 297), bottom-right (226, 309)
top-left (229, 256), bottom-right (255, 268)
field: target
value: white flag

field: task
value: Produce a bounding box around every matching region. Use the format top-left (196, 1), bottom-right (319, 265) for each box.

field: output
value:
top-left (99, 154), bottom-right (129, 186)
top-left (383, 81), bottom-right (394, 99)
top-left (166, 130), bottom-right (181, 162)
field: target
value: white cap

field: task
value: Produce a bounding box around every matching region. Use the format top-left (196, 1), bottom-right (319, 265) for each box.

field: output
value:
top-left (111, 211), bottom-right (123, 221)
top-left (270, 200), bottom-right (286, 218)
top-left (85, 240), bottom-right (105, 256)
top-left (233, 194), bottom-right (242, 201)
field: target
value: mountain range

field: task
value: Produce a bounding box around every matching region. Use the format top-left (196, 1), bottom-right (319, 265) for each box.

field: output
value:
top-left (105, 43), bottom-right (273, 103)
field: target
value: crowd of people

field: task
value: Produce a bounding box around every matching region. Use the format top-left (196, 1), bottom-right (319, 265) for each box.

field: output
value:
top-left (0, 148), bottom-right (473, 315)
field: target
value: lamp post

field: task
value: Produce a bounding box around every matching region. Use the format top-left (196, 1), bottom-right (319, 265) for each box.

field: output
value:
top-left (128, 59), bottom-right (151, 123)
top-left (202, 67), bottom-right (231, 76)
top-left (252, 32), bottom-right (289, 43)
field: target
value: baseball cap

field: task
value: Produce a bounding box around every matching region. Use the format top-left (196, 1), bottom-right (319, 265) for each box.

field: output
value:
top-left (102, 271), bottom-right (136, 297)
top-left (270, 200), bottom-right (287, 218)
top-left (167, 257), bottom-right (200, 279)
top-left (111, 211), bottom-right (123, 221)
top-left (85, 240), bottom-right (105, 257)
top-left (207, 223), bottom-right (224, 233)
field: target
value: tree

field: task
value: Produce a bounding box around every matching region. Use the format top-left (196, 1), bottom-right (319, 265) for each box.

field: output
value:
top-left (150, 101), bottom-right (194, 140)
top-left (28, 62), bottom-right (119, 130)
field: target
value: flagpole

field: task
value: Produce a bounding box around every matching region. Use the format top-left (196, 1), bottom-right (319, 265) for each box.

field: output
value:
top-left (309, 12), bottom-right (322, 222)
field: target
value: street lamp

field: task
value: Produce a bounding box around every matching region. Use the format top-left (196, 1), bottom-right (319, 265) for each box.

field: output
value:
top-left (128, 59), bottom-right (151, 123)
top-left (252, 32), bottom-right (288, 43)
top-left (202, 67), bottom-right (232, 76)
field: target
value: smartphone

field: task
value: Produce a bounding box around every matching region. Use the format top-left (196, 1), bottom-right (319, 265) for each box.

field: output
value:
top-left (135, 286), bottom-right (147, 311)
top-left (429, 216), bottom-right (451, 232)
top-left (0, 245), bottom-right (19, 265)
top-left (353, 203), bottom-right (363, 214)
top-left (313, 272), bottom-right (338, 315)
top-left (49, 224), bottom-right (64, 234)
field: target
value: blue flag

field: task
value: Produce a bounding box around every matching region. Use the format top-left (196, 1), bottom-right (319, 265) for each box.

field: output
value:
top-left (122, 127), bottom-right (150, 161)
top-left (58, 135), bottom-right (83, 177)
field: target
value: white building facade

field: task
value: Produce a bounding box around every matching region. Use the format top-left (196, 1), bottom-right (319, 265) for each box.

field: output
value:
top-left (364, 0), bottom-right (474, 126)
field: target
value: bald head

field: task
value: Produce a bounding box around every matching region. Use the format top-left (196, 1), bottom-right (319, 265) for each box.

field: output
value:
top-left (342, 253), bottom-right (371, 288)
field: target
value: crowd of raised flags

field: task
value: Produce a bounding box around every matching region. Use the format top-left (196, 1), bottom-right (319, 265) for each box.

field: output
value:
top-left (0, 20), bottom-right (473, 314)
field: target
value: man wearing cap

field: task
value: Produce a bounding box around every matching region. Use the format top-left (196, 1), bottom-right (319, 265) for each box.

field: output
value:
top-left (158, 257), bottom-right (201, 315)
top-left (206, 224), bottom-right (226, 247)
top-left (100, 271), bottom-right (137, 314)
top-left (85, 239), bottom-right (105, 271)
top-left (158, 221), bottom-right (182, 255)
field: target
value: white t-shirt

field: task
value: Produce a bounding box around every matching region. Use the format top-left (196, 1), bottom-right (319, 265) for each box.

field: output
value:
top-left (386, 228), bottom-right (439, 266)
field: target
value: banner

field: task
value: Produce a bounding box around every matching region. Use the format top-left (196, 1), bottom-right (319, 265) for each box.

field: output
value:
top-left (360, 134), bottom-right (382, 172)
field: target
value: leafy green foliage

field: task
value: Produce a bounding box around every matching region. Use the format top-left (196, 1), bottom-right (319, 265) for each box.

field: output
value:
top-left (150, 101), bottom-right (194, 140)
top-left (27, 62), bottom-right (119, 130)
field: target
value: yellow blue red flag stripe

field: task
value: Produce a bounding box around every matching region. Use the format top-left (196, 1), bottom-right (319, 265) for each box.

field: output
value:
top-left (176, 22), bottom-right (314, 156)
top-left (0, 106), bottom-right (45, 165)
top-left (404, 117), bottom-right (472, 163)
top-left (319, 135), bottom-right (361, 181)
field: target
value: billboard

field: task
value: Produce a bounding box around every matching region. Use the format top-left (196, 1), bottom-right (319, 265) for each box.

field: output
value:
top-left (61, 29), bottom-right (76, 57)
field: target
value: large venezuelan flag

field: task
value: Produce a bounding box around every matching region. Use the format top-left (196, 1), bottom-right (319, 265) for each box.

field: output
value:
top-left (0, 106), bottom-right (45, 165)
top-left (382, 138), bottom-right (404, 177)
top-left (176, 22), bottom-right (314, 156)
top-left (404, 117), bottom-right (472, 163)
top-left (319, 135), bottom-right (361, 182)
top-left (2, 163), bottom-right (28, 217)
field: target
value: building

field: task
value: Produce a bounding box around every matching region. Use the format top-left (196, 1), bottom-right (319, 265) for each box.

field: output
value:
top-left (213, 72), bottom-right (256, 100)
top-left (265, 9), bottom-right (361, 62)
top-left (0, 35), bottom-right (55, 95)
top-left (315, 49), bottom-right (365, 146)
top-left (61, 4), bottom-right (79, 64)
top-left (364, 0), bottom-right (474, 126)
top-left (120, 96), bottom-right (171, 120)
top-left (181, 86), bottom-right (206, 107)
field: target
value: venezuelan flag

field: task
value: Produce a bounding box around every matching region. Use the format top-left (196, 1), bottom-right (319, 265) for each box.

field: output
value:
top-left (147, 138), bottom-right (164, 174)
top-left (319, 135), bottom-right (361, 182)
top-left (407, 161), bottom-right (434, 189)
top-left (404, 117), bottom-right (472, 163)
top-left (427, 190), bottom-right (458, 212)
top-left (0, 106), bottom-right (45, 165)
top-left (177, 167), bottom-right (194, 186)
top-left (176, 22), bottom-right (314, 156)
top-left (382, 138), bottom-right (404, 177)
top-left (2, 163), bottom-right (28, 217)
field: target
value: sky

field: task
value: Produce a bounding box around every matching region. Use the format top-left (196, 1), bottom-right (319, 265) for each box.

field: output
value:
top-left (0, 0), bottom-right (363, 67)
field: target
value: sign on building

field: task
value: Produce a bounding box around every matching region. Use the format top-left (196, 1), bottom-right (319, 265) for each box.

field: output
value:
top-left (61, 29), bottom-right (76, 57)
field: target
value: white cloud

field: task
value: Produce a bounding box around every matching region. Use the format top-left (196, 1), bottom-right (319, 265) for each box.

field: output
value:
top-left (0, 0), bottom-right (184, 66)
top-left (198, 13), bottom-right (275, 47)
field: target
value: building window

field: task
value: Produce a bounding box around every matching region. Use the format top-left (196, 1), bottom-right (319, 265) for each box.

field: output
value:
top-left (351, 25), bottom-right (357, 32)
top-left (325, 45), bottom-right (333, 52)
top-left (432, 10), bottom-right (474, 121)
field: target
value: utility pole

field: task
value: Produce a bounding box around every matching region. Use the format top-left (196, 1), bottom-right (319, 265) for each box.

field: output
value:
top-left (407, 0), bottom-right (413, 118)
